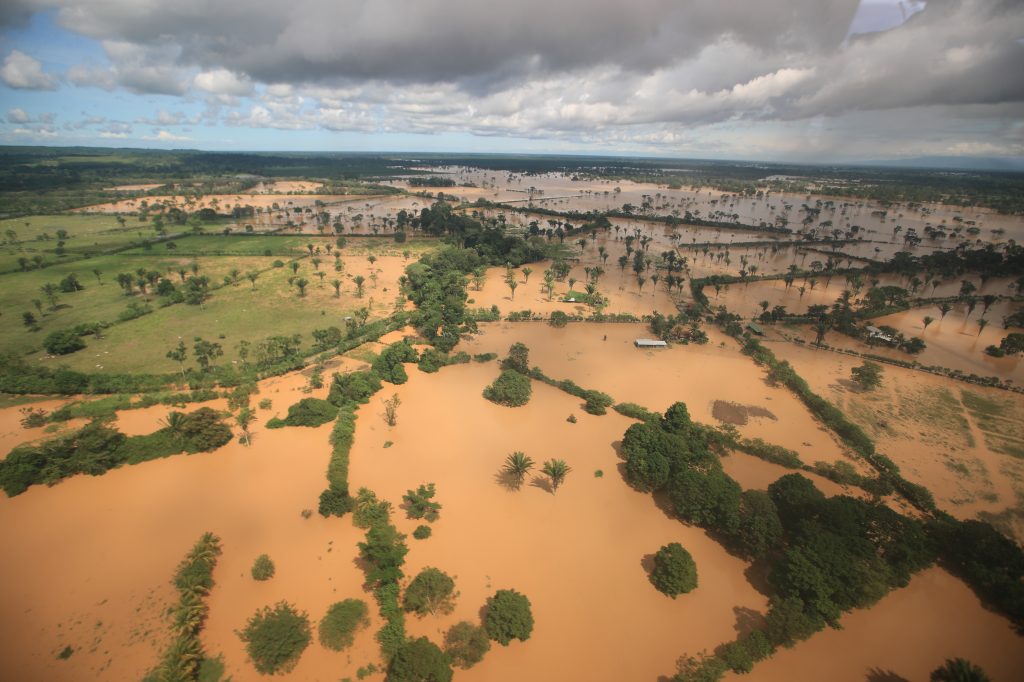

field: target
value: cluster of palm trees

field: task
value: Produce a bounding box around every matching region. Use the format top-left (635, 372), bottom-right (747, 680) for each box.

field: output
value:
top-left (502, 452), bottom-right (571, 493)
top-left (155, 532), bottom-right (222, 681)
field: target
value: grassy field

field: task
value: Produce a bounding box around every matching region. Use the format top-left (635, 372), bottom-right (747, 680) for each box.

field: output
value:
top-left (0, 214), bottom-right (225, 272)
top-left (962, 390), bottom-right (1024, 459)
top-left (0, 231), bottom-right (437, 374)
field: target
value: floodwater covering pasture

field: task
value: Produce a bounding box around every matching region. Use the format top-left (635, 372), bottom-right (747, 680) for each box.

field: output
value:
top-left (772, 340), bottom-right (1024, 543)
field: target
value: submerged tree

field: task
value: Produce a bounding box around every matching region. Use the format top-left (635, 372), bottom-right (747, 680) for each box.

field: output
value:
top-left (541, 459), bottom-right (571, 493)
top-left (502, 451), bottom-right (534, 490)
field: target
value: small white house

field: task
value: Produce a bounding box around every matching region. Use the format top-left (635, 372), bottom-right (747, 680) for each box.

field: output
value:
top-left (866, 325), bottom-right (896, 344)
top-left (634, 338), bottom-right (668, 348)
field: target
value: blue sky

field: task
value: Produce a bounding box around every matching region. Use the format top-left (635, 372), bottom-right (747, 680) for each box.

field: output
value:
top-left (1, 1), bottom-right (1021, 161)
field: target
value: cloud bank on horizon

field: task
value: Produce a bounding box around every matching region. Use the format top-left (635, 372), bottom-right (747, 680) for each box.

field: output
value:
top-left (0, 0), bottom-right (1021, 161)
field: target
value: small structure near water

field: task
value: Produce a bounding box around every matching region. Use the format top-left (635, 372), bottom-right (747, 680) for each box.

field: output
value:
top-left (634, 338), bottom-right (668, 348)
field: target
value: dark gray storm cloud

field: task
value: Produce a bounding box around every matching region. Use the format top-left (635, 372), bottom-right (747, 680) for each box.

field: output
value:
top-left (4, 0), bottom-right (1023, 155)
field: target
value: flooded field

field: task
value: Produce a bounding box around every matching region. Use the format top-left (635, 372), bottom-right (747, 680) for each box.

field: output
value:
top-left (729, 567), bottom-right (1024, 681)
top-left (771, 340), bottom-right (1024, 542)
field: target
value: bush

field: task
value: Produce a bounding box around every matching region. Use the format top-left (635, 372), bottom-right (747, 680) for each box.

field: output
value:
top-left (650, 542), bottom-right (698, 597)
top-left (372, 341), bottom-right (418, 384)
top-left (318, 599), bottom-right (369, 651)
top-left (43, 329), bottom-right (86, 355)
top-left (444, 621), bottom-right (490, 670)
top-left (403, 483), bottom-right (441, 521)
top-left (549, 310), bottom-right (570, 327)
top-left (483, 589), bottom-right (533, 645)
top-left (388, 637), bottom-right (453, 682)
top-left (413, 525), bottom-right (432, 540)
top-left (718, 631), bottom-right (774, 674)
top-left (251, 554), bottom-right (275, 581)
top-left (238, 602), bottom-right (311, 675)
top-left (266, 397), bottom-right (337, 428)
top-left (327, 370), bottom-right (381, 407)
top-left (850, 361), bottom-right (883, 390)
top-left (483, 370), bottom-right (532, 407)
top-left (472, 352), bottom-right (497, 363)
top-left (403, 567), bottom-right (456, 616)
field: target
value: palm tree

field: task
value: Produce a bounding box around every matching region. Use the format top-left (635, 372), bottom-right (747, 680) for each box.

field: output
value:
top-left (521, 266), bottom-right (533, 283)
top-left (295, 278), bottom-right (309, 296)
top-left (247, 271), bottom-right (259, 289)
top-left (542, 459), bottom-right (572, 493)
top-left (331, 279), bottom-right (342, 297)
top-left (923, 316), bottom-right (935, 334)
top-left (939, 302), bottom-right (953, 320)
top-left (502, 451), bottom-right (534, 490)
top-left (161, 411), bottom-right (186, 438)
top-left (977, 318), bottom-right (989, 336)
top-left (930, 658), bottom-right (991, 682)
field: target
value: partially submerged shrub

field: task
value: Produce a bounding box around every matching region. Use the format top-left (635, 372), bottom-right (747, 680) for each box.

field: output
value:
top-left (238, 601), bottom-right (311, 675)
top-left (251, 554), bottom-right (275, 581)
top-left (318, 599), bottom-right (369, 651)
top-left (483, 370), bottom-right (531, 407)
top-left (444, 621), bottom-right (490, 670)
top-left (650, 542), bottom-right (698, 598)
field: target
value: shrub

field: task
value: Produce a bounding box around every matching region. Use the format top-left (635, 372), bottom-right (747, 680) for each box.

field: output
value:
top-left (483, 589), bottom-right (533, 645)
top-left (266, 397), bottom-right (337, 428)
top-left (413, 525), bottom-right (432, 540)
top-left (403, 567), bottom-right (456, 616)
top-left (251, 554), bottom-right (275, 581)
top-left (472, 353), bottom-right (497, 363)
top-left (388, 637), bottom-right (453, 682)
top-left (403, 483), bottom-right (441, 522)
top-left (549, 310), bottom-right (570, 327)
top-left (718, 631), bottom-right (774, 674)
top-left (238, 602), bottom-right (311, 675)
top-left (650, 542), bottom-right (698, 597)
top-left (501, 342), bottom-right (530, 373)
top-left (483, 370), bottom-right (532, 407)
top-left (176, 407), bottom-right (234, 452)
top-left (372, 341), bottom-right (418, 384)
top-left (318, 599), bottom-right (369, 651)
top-left (43, 329), bottom-right (86, 355)
top-left (444, 621), bottom-right (490, 670)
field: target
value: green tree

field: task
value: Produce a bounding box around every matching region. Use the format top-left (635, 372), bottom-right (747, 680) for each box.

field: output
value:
top-left (236, 407), bottom-right (255, 446)
top-left (192, 337), bottom-right (223, 372)
top-left (502, 451), bottom-right (534, 490)
top-left (483, 370), bottom-right (532, 407)
top-left (541, 459), bottom-right (571, 493)
top-left (238, 602), bottom-right (311, 675)
top-left (850, 361), bottom-right (883, 391)
top-left (43, 329), bottom-right (85, 355)
top-left (357, 522), bottom-right (408, 587)
top-left (501, 342), bottom-right (530, 374)
top-left (295, 277), bottom-right (309, 296)
top-left (251, 554), bottom-right (275, 581)
top-left (318, 599), bottom-right (369, 651)
top-left (483, 590), bottom-right (533, 646)
top-left (166, 340), bottom-right (188, 378)
top-left (649, 542), bottom-right (698, 597)
top-left (388, 637), bottom-right (453, 682)
top-left (40, 282), bottom-right (59, 309)
top-left (353, 275), bottom-right (366, 297)
top-left (444, 621), bottom-right (490, 670)
top-left (403, 483), bottom-right (441, 522)
top-left (403, 567), bottom-right (457, 616)
top-left (734, 490), bottom-right (784, 560)
top-left (930, 658), bottom-right (991, 682)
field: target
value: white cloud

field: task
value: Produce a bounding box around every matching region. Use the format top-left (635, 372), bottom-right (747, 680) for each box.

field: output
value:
top-left (7, 107), bottom-right (30, 123)
top-left (142, 129), bottom-right (191, 141)
top-left (194, 68), bottom-right (252, 97)
top-left (1, 50), bottom-right (58, 90)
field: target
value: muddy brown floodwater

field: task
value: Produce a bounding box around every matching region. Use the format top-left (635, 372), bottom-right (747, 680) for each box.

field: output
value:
top-left (1, 318), bottom-right (1022, 681)
top-left (725, 567), bottom-right (1024, 681)
top-left (349, 359), bottom-right (767, 682)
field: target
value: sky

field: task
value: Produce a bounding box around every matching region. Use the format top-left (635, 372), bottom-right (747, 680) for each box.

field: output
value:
top-left (0, 0), bottom-right (1022, 162)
